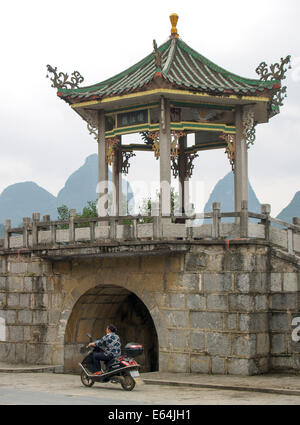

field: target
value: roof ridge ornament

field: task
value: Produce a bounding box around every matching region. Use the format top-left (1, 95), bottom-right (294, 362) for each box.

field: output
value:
top-left (46, 64), bottom-right (84, 90)
top-left (153, 40), bottom-right (163, 69)
top-left (170, 13), bottom-right (179, 39)
top-left (255, 56), bottom-right (291, 82)
top-left (255, 55), bottom-right (291, 115)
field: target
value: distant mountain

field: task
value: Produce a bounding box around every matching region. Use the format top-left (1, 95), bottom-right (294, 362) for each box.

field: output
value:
top-left (204, 172), bottom-right (261, 218)
top-left (1, 156), bottom-right (296, 234)
top-left (0, 182), bottom-right (57, 227)
top-left (0, 154), bottom-right (133, 228)
top-left (57, 154), bottom-right (133, 212)
top-left (57, 154), bottom-right (108, 212)
top-left (277, 191), bottom-right (300, 223)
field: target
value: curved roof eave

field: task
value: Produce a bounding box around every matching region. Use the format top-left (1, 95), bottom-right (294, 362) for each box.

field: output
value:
top-left (57, 37), bottom-right (279, 104)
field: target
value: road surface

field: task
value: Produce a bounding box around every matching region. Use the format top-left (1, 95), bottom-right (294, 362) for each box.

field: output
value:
top-left (0, 372), bottom-right (300, 406)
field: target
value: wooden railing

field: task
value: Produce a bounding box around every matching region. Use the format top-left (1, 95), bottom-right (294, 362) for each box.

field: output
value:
top-left (1, 202), bottom-right (300, 257)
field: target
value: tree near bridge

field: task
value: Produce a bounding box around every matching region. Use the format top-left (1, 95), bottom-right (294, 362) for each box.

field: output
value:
top-left (57, 200), bottom-right (97, 228)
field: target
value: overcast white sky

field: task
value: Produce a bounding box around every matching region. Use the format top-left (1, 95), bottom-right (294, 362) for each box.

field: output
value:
top-left (0, 0), bottom-right (299, 216)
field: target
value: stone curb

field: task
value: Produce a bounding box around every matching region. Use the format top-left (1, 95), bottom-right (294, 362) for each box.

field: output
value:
top-left (0, 365), bottom-right (63, 374)
top-left (142, 378), bottom-right (300, 397)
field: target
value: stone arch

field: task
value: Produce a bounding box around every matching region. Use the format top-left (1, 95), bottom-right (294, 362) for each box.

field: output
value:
top-left (63, 284), bottom-right (159, 373)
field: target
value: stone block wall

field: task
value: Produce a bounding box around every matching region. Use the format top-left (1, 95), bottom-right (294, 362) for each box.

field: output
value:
top-left (0, 242), bottom-right (299, 375)
top-left (269, 254), bottom-right (300, 371)
top-left (0, 255), bottom-right (64, 366)
top-left (157, 245), bottom-right (272, 375)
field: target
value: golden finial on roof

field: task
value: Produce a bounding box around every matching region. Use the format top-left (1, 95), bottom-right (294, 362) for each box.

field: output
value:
top-left (170, 13), bottom-right (179, 39)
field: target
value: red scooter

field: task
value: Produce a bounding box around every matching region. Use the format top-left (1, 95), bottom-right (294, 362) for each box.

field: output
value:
top-left (79, 334), bottom-right (143, 391)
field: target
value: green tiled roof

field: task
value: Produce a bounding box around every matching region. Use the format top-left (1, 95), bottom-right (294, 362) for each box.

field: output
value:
top-left (58, 38), bottom-right (278, 103)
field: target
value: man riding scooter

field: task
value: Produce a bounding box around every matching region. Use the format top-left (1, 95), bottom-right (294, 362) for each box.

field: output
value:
top-left (88, 324), bottom-right (121, 375)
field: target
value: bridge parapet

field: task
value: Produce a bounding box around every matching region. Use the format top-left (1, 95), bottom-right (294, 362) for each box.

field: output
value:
top-left (1, 202), bottom-right (300, 258)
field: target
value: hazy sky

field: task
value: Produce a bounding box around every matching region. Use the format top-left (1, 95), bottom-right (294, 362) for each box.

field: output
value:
top-left (0, 0), bottom-right (299, 216)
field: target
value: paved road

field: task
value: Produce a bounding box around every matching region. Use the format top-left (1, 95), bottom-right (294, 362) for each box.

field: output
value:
top-left (0, 373), bottom-right (300, 405)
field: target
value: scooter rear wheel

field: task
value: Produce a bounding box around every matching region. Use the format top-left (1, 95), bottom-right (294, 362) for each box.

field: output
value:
top-left (81, 370), bottom-right (94, 387)
top-left (121, 374), bottom-right (135, 391)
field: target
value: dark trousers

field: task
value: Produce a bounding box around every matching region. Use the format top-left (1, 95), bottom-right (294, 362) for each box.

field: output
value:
top-left (92, 352), bottom-right (111, 371)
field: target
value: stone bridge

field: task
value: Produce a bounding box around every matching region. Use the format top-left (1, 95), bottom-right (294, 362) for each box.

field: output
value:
top-left (0, 202), bottom-right (300, 375)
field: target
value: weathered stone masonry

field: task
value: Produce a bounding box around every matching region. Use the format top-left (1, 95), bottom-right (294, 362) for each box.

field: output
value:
top-left (0, 240), bottom-right (299, 375)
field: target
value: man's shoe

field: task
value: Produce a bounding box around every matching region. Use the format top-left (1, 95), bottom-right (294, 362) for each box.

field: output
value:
top-left (93, 370), bottom-right (103, 375)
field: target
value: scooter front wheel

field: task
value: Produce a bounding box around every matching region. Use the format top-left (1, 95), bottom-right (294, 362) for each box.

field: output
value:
top-left (81, 370), bottom-right (95, 387)
top-left (121, 374), bottom-right (135, 391)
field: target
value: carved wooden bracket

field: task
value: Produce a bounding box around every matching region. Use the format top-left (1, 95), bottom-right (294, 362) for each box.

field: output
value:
top-left (121, 151), bottom-right (136, 175)
top-left (106, 138), bottom-right (120, 165)
top-left (221, 133), bottom-right (236, 171)
top-left (242, 111), bottom-right (257, 148)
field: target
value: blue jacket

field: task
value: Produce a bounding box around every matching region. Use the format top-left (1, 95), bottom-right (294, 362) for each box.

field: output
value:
top-left (94, 332), bottom-right (121, 357)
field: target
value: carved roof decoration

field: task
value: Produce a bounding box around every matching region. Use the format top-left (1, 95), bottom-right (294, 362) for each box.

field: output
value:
top-left (255, 55), bottom-right (291, 116)
top-left (55, 37), bottom-right (280, 105)
top-left (48, 14), bottom-right (290, 126)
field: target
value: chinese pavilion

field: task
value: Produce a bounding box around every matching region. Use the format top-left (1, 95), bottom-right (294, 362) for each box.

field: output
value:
top-left (47, 14), bottom-right (290, 218)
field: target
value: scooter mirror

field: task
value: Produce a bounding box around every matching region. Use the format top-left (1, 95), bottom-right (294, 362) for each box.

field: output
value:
top-left (87, 333), bottom-right (92, 341)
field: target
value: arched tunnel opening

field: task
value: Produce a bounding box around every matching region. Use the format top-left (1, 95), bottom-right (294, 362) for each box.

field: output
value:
top-left (64, 285), bottom-right (159, 374)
